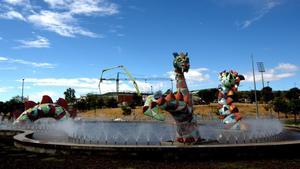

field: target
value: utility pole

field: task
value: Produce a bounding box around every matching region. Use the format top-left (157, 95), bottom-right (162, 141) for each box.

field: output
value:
top-left (171, 79), bottom-right (174, 92)
top-left (21, 78), bottom-right (24, 102)
top-left (251, 55), bottom-right (259, 118)
top-left (116, 72), bottom-right (120, 94)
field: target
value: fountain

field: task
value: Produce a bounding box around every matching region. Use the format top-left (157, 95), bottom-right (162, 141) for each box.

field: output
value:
top-left (1, 117), bottom-right (300, 159)
top-left (1, 52), bottom-right (300, 159)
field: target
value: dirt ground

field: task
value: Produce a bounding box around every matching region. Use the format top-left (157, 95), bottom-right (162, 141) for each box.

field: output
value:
top-left (1, 141), bottom-right (300, 169)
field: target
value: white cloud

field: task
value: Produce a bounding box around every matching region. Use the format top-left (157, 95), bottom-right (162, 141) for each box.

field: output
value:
top-left (27, 90), bottom-right (60, 102)
top-left (27, 10), bottom-right (98, 37)
top-left (274, 63), bottom-right (299, 72)
top-left (0, 86), bottom-right (13, 93)
top-left (13, 59), bottom-right (55, 68)
top-left (44, 0), bottom-right (118, 16)
top-left (0, 0), bottom-right (119, 38)
top-left (167, 68), bottom-right (210, 83)
top-left (21, 77), bottom-right (171, 96)
top-left (4, 0), bottom-right (28, 6)
top-left (69, 0), bottom-right (118, 16)
top-left (0, 56), bottom-right (9, 61)
top-left (0, 56), bottom-right (55, 68)
top-left (239, 0), bottom-right (281, 29)
top-left (0, 10), bottom-right (26, 21)
top-left (17, 36), bottom-right (50, 48)
top-left (244, 63), bottom-right (299, 82)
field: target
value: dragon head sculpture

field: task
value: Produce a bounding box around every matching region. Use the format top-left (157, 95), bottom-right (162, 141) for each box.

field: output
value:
top-left (219, 70), bottom-right (245, 89)
top-left (173, 52), bottom-right (190, 73)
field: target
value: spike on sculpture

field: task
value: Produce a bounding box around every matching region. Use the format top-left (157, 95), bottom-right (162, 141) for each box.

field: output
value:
top-left (13, 95), bottom-right (71, 124)
top-left (217, 70), bottom-right (245, 129)
top-left (143, 52), bottom-right (200, 143)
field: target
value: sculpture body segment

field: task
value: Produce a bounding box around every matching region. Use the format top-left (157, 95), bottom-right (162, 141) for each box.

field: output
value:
top-left (13, 95), bottom-right (70, 125)
top-left (217, 70), bottom-right (245, 129)
top-left (143, 52), bottom-right (200, 143)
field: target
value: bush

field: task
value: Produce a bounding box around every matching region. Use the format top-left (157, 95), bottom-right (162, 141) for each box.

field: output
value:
top-left (121, 105), bottom-right (132, 115)
top-left (104, 97), bottom-right (118, 108)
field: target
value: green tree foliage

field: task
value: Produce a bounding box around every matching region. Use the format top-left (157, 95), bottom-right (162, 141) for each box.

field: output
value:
top-left (0, 101), bottom-right (4, 112)
top-left (74, 94), bottom-right (118, 111)
top-left (64, 88), bottom-right (76, 103)
top-left (104, 97), bottom-right (118, 108)
top-left (196, 88), bottom-right (218, 104)
top-left (285, 87), bottom-right (300, 100)
top-left (75, 99), bottom-right (88, 111)
top-left (250, 90), bottom-right (262, 103)
top-left (288, 99), bottom-right (300, 123)
top-left (273, 97), bottom-right (289, 118)
top-left (261, 86), bottom-right (274, 103)
top-left (0, 96), bottom-right (24, 120)
top-left (121, 105), bottom-right (132, 115)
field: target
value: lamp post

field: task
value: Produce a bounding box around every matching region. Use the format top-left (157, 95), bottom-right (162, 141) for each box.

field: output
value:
top-left (21, 78), bottom-right (24, 102)
top-left (251, 55), bottom-right (259, 118)
top-left (257, 62), bottom-right (265, 89)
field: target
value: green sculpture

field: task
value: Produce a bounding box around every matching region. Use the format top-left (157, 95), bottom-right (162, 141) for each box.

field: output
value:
top-left (143, 52), bottom-right (200, 143)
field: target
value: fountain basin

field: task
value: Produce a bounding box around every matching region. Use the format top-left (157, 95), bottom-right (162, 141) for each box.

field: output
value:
top-left (0, 119), bottom-right (297, 159)
top-left (9, 127), bottom-right (300, 159)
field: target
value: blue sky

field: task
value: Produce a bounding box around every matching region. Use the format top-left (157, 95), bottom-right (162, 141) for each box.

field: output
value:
top-left (0, 0), bottom-right (300, 101)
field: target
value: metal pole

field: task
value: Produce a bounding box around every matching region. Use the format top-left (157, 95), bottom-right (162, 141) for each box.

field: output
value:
top-left (171, 79), bottom-right (174, 92)
top-left (21, 78), bottom-right (24, 102)
top-left (251, 55), bottom-right (259, 118)
top-left (116, 72), bottom-right (120, 94)
top-left (261, 72), bottom-right (265, 88)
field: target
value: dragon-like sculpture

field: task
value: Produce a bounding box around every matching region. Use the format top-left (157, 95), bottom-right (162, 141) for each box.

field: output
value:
top-left (217, 70), bottom-right (245, 129)
top-left (143, 52), bottom-right (200, 143)
top-left (13, 95), bottom-right (71, 125)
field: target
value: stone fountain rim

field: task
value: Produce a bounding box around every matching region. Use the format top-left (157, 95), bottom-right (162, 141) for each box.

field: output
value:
top-left (11, 126), bottom-right (300, 149)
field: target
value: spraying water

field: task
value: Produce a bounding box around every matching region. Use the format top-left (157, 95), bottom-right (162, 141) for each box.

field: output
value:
top-left (0, 116), bottom-right (284, 145)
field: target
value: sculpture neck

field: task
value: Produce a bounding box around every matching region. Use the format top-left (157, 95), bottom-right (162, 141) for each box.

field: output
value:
top-left (175, 70), bottom-right (188, 91)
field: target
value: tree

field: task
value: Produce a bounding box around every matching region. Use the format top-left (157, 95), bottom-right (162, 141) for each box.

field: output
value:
top-left (285, 87), bottom-right (300, 100)
top-left (261, 86), bottom-right (274, 103)
top-left (0, 101), bottom-right (4, 113)
top-left (250, 90), bottom-right (262, 103)
top-left (64, 88), bottom-right (76, 104)
top-left (75, 99), bottom-right (88, 111)
top-left (196, 88), bottom-right (218, 104)
top-left (288, 99), bottom-right (300, 123)
top-left (273, 97), bottom-right (289, 119)
top-left (104, 97), bottom-right (118, 108)
top-left (85, 94), bottom-right (103, 109)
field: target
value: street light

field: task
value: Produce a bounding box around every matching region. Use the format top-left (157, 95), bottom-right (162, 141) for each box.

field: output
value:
top-left (257, 62), bottom-right (265, 89)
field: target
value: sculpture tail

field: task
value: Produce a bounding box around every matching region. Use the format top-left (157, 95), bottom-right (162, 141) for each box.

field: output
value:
top-left (143, 95), bottom-right (165, 121)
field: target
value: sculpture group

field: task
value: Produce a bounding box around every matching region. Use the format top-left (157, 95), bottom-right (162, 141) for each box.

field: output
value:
top-left (143, 52), bottom-right (245, 143)
top-left (13, 52), bottom-right (245, 144)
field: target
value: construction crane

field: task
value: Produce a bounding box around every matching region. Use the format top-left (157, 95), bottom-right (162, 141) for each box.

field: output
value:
top-left (99, 65), bottom-right (141, 96)
top-left (98, 65), bottom-right (173, 95)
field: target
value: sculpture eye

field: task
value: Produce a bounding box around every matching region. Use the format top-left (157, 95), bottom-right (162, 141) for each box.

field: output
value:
top-left (177, 58), bottom-right (182, 62)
